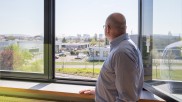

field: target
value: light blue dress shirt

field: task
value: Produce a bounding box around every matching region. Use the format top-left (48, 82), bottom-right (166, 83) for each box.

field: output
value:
top-left (95, 33), bottom-right (144, 102)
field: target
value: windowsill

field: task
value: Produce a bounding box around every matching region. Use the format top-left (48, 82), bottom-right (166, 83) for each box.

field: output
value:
top-left (0, 79), bottom-right (165, 102)
top-left (144, 80), bottom-right (182, 102)
top-left (0, 79), bottom-right (95, 102)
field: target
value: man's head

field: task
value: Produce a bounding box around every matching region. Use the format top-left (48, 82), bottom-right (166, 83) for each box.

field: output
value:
top-left (104, 13), bottom-right (127, 41)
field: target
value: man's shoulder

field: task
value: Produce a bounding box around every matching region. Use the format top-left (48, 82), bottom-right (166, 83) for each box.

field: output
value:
top-left (112, 47), bottom-right (128, 57)
top-left (114, 42), bottom-right (138, 56)
top-left (118, 40), bottom-right (135, 50)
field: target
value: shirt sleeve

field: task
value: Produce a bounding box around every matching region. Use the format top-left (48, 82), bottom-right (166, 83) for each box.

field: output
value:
top-left (112, 50), bottom-right (140, 102)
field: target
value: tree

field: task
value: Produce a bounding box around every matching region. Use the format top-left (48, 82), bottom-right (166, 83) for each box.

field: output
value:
top-left (105, 38), bottom-right (109, 45)
top-left (94, 33), bottom-right (98, 41)
top-left (152, 49), bottom-right (161, 78)
top-left (55, 37), bottom-right (58, 41)
top-left (6, 36), bottom-right (15, 40)
top-left (90, 38), bottom-right (97, 46)
top-left (163, 49), bottom-right (175, 71)
top-left (0, 44), bottom-right (32, 70)
top-left (0, 49), bottom-right (13, 70)
top-left (162, 49), bottom-right (176, 79)
top-left (62, 37), bottom-right (67, 43)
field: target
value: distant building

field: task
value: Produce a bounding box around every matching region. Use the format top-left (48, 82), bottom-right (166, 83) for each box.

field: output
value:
top-left (76, 34), bottom-right (82, 42)
top-left (153, 34), bottom-right (180, 50)
top-left (56, 42), bottom-right (89, 51)
top-left (77, 34), bottom-right (81, 38)
top-left (83, 34), bottom-right (90, 42)
top-left (34, 35), bottom-right (44, 40)
top-left (0, 35), bottom-right (6, 41)
top-left (55, 41), bottom-right (62, 53)
top-left (99, 34), bottom-right (104, 40)
top-left (88, 46), bottom-right (110, 61)
top-left (65, 36), bottom-right (77, 41)
top-left (0, 40), bottom-right (43, 53)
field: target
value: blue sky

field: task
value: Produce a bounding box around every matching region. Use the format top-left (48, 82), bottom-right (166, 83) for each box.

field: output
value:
top-left (0, 0), bottom-right (181, 37)
top-left (153, 0), bottom-right (182, 35)
top-left (56, 0), bottom-right (138, 37)
top-left (0, 0), bottom-right (44, 35)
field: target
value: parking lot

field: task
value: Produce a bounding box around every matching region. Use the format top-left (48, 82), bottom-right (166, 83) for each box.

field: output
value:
top-left (55, 54), bottom-right (103, 69)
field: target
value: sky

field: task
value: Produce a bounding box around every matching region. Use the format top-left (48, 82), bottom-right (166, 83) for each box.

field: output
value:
top-left (0, 0), bottom-right (181, 37)
top-left (56, 0), bottom-right (138, 37)
top-left (153, 0), bottom-right (182, 35)
top-left (0, 0), bottom-right (44, 35)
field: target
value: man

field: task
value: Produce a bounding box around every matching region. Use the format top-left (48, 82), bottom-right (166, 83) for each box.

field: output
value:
top-left (79, 13), bottom-right (144, 102)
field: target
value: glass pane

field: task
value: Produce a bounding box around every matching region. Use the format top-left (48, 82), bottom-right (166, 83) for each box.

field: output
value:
top-left (0, 0), bottom-right (44, 73)
top-left (55, 0), bottom-right (138, 80)
top-left (153, 0), bottom-right (182, 100)
top-left (152, 0), bottom-right (182, 81)
top-left (142, 0), bottom-right (182, 101)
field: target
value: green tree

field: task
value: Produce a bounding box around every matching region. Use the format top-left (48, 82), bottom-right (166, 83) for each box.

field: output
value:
top-left (94, 33), bottom-right (98, 41)
top-left (90, 38), bottom-right (97, 46)
top-left (0, 49), bottom-right (13, 70)
top-left (162, 49), bottom-right (176, 79)
top-left (105, 38), bottom-right (109, 45)
top-left (62, 37), bottom-right (67, 43)
top-left (18, 59), bottom-right (43, 72)
top-left (6, 36), bottom-right (16, 40)
top-left (0, 44), bottom-right (32, 70)
top-left (152, 49), bottom-right (161, 78)
top-left (163, 49), bottom-right (176, 71)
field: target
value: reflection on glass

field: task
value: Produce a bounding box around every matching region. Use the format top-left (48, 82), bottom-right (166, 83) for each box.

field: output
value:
top-left (55, 0), bottom-right (138, 80)
top-left (148, 0), bottom-right (182, 101)
top-left (0, 0), bottom-right (44, 73)
top-left (152, 0), bottom-right (182, 81)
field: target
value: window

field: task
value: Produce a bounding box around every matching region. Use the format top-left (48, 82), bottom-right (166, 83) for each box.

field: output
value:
top-left (0, 0), bottom-right (139, 85)
top-left (0, 0), bottom-right (49, 79)
top-left (55, 0), bottom-right (138, 80)
top-left (141, 0), bottom-right (182, 101)
top-left (0, 0), bottom-right (182, 100)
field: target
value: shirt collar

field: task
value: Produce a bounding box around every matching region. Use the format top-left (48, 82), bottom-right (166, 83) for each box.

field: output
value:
top-left (110, 33), bottom-right (129, 51)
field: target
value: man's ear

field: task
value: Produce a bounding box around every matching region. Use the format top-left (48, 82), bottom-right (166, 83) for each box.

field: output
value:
top-left (106, 25), bottom-right (110, 33)
top-left (106, 27), bottom-right (109, 33)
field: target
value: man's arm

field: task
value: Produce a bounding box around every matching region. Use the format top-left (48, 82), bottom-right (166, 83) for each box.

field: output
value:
top-left (112, 50), bottom-right (140, 101)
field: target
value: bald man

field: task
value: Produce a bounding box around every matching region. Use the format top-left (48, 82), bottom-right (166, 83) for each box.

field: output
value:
top-left (80, 13), bottom-right (144, 102)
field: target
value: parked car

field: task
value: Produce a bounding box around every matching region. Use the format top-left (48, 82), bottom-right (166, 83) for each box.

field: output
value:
top-left (55, 55), bottom-right (59, 59)
top-left (59, 52), bottom-right (66, 57)
top-left (75, 53), bottom-right (87, 59)
top-left (175, 56), bottom-right (182, 59)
